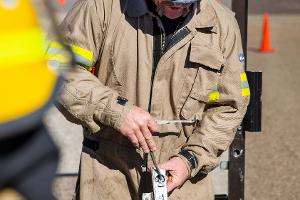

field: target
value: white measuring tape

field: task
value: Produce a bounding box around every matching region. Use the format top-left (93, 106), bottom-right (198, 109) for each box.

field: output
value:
top-left (142, 168), bottom-right (168, 200)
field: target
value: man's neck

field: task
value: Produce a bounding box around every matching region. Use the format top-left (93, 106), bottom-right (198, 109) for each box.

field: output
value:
top-left (160, 15), bottom-right (186, 35)
top-left (147, 1), bottom-right (187, 35)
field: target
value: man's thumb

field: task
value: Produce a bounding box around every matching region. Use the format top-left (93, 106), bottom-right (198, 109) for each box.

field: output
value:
top-left (158, 160), bottom-right (173, 171)
top-left (166, 176), bottom-right (178, 193)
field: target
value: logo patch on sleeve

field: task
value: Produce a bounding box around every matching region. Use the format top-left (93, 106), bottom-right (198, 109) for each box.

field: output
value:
top-left (239, 53), bottom-right (245, 64)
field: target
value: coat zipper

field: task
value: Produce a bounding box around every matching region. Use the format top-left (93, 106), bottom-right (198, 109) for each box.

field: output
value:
top-left (147, 17), bottom-right (166, 113)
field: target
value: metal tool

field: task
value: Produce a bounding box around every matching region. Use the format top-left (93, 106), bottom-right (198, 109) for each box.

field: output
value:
top-left (146, 118), bottom-right (196, 199)
top-left (142, 192), bottom-right (154, 200)
top-left (142, 152), bottom-right (166, 200)
top-left (141, 167), bottom-right (168, 200)
top-left (150, 152), bottom-right (164, 181)
top-left (152, 168), bottom-right (168, 200)
top-left (151, 118), bottom-right (196, 180)
top-left (156, 118), bottom-right (196, 125)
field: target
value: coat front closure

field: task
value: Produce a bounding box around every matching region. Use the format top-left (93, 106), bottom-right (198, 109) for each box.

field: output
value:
top-left (98, 0), bottom-right (219, 132)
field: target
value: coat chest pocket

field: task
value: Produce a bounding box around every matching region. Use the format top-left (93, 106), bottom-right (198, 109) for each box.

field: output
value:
top-left (180, 90), bottom-right (207, 120)
top-left (189, 40), bottom-right (225, 72)
top-left (180, 41), bottom-right (225, 120)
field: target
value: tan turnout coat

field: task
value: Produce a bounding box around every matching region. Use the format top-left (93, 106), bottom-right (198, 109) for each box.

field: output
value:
top-left (48, 0), bottom-right (250, 199)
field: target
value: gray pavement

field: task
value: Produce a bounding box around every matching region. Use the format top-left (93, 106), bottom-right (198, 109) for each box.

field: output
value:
top-left (246, 14), bottom-right (300, 200)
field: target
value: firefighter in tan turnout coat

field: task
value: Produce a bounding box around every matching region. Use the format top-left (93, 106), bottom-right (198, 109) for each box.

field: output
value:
top-left (47, 0), bottom-right (250, 199)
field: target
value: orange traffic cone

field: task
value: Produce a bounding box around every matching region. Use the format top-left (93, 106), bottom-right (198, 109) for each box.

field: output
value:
top-left (58, 0), bottom-right (66, 5)
top-left (259, 13), bottom-right (275, 53)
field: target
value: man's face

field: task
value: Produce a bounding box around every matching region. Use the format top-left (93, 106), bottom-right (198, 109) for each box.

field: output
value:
top-left (153, 0), bottom-right (191, 19)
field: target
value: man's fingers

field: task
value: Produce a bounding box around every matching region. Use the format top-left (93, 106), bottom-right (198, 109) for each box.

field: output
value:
top-left (166, 177), bottom-right (177, 193)
top-left (159, 160), bottom-right (177, 192)
top-left (127, 133), bottom-right (139, 149)
top-left (141, 126), bottom-right (157, 152)
top-left (148, 117), bottom-right (158, 133)
top-left (119, 106), bottom-right (158, 152)
top-left (134, 128), bottom-right (150, 153)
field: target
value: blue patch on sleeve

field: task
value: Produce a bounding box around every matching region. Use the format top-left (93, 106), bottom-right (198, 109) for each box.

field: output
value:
top-left (239, 53), bottom-right (245, 63)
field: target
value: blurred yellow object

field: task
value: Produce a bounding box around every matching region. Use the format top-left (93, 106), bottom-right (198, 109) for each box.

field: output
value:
top-left (0, 0), bottom-right (58, 128)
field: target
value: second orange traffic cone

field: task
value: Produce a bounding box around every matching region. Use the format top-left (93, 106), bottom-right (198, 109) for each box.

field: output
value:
top-left (259, 13), bottom-right (275, 53)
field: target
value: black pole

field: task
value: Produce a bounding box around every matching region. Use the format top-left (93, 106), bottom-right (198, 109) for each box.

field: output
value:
top-left (232, 0), bottom-right (248, 68)
top-left (229, 1), bottom-right (248, 200)
top-left (228, 126), bottom-right (245, 200)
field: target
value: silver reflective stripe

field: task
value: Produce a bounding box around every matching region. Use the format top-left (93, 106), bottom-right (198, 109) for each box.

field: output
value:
top-left (241, 81), bottom-right (249, 89)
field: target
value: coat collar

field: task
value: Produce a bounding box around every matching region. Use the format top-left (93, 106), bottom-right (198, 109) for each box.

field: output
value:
top-left (126, 0), bottom-right (149, 18)
top-left (125, 0), bottom-right (217, 30)
top-left (191, 0), bottom-right (218, 30)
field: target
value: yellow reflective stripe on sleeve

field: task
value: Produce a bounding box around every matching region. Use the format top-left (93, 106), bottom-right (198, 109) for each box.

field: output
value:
top-left (46, 41), bottom-right (94, 70)
top-left (208, 91), bottom-right (220, 102)
top-left (240, 72), bottom-right (250, 97)
top-left (70, 44), bottom-right (93, 65)
top-left (208, 82), bottom-right (220, 102)
top-left (0, 28), bottom-right (45, 67)
top-left (242, 88), bottom-right (250, 97)
top-left (240, 72), bottom-right (248, 82)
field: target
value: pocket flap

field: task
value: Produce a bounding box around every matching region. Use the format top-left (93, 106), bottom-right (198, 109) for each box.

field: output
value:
top-left (190, 90), bottom-right (208, 102)
top-left (190, 41), bottom-right (225, 71)
top-left (180, 91), bottom-right (206, 120)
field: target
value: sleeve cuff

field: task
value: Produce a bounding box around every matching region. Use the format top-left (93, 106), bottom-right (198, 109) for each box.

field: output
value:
top-left (173, 148), bottom-right (219, 178)
top-left (95, 93), bottom-right (134, 131)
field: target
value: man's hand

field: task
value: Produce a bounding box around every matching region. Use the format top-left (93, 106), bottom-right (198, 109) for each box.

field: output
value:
top-left (119, 106), bottom-right (158, 153)
top-left (159, 157), bottom-right (190, 193)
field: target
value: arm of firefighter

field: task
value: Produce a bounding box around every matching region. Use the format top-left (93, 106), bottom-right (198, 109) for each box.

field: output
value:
top-left (177, 16), bottom-right (250, 178)
top-left (47, 0), bottom-right (132, 133)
